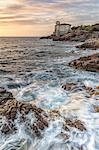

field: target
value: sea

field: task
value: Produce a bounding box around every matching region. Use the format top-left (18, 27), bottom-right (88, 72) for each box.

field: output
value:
top-left (0, 37), bottom-right (99, 150)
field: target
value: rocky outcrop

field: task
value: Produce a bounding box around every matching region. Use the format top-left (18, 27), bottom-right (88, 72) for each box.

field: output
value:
top-left (62, 82), bottom-right (99, 98)
top-left (0, 87), bottom-right (88, 137)
top-left (63, 119), bottom-right (86, 131)
top-left (40, 35), bottom-right (53, 39)
top-left (76, 39), bottom-right (99, 50)
top-left (53, 31), bottom-right (99, 42)
top-left (69, 53), bottom-right (99, 72)
top-left (40, 22), bottom-right (99, 42)
top-left (0, 87), bottom-right (48, 136)
top-left (40, 30), bottom-right (90, 42)
top-left (62, 83), bottom-right (80, 91)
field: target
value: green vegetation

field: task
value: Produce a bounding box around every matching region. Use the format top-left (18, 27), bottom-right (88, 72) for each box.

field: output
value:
top-left (72, 24), bottom-right (99, 32)
top-left (81, 25), bottom-right (93, 31)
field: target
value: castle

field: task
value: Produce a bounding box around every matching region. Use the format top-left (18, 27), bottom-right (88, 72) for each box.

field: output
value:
top-left (53, 21), bottom-right (71, 37)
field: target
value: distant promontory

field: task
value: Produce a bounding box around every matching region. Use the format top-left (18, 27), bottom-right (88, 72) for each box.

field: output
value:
top-left (40, 21), bottom-right (99, 72)
top-left (40, 21), bottom-right (99, 43)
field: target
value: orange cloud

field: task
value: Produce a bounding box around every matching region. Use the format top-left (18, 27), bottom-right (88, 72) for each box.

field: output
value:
top-left (0, 0), bottom-right (99, 36)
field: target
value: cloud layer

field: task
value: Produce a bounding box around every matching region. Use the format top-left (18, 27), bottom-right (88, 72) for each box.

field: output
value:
top-left (0, 0), bottom-right (99, 36)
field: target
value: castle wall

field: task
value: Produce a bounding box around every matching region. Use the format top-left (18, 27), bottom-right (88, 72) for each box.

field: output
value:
top-left (54, 23), bottom-right (71, 36)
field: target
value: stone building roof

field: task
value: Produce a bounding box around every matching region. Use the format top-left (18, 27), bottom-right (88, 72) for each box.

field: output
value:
top-left (60, 23), bottom-right (71, 26)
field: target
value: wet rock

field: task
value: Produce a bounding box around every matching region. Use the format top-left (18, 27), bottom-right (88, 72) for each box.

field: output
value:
top-left (0, 98), bottom-right (17, 120)
top-left (62, 82), bottom-right (97, 98)
top-left (96, 86), bottom-right (99, 89)
top-left (94, 106), bottom-right (99, 112)
top-left (63, 124), bottom-right (70, 131)
top-left (71, 145), bottom-right (84, 150)
top-left (1, 123), bottom-right (12, 134)
top-left (64, 119), bottom-right (86, 131)
top-left (35, 121), bottom-right (45, 130)
top-left (1, 121), bottom-right (16, 134)
top-left (31, 123), bottom-right (41, 137)
top-left (0, 88), bottom-right (48, 137)
top-left (49, 110), bottom-right (60, 120)
top-left (52, 30), bottom-right (97, 42)
top-left (69, 53), bottom-right (99, 72)
top-left (84, 86), bottom-right (95, 97)
top-left (56, 132), bottom-right (69, 141)
top-left (62, 82), bottom-right (85, 92)
top-left (0, 87), bottom-right (6, 93)
top-left (18, 103), bottom-right (33, 115)
top-left (76, 39), bottom-right (99, 50)
top-left (32, 105), bottom-right (44, 114)
top-left (39, 118), bottom-right (48, 128)
top-left (0, 87), bottom-right (13, 105)
top-left (62, 83), bottom-right (78, 91)
top-left (94, 91), bottom-right (99, 96)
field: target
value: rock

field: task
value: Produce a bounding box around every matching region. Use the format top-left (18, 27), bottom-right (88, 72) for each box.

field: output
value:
top-left (0, 88), bottom-right (48, 137)
top-left (0, 87), bottom-right (6, 93)
top-left (31, 123), bottom-right (41, 137)
top-left (96, 86), bottom-right (99, 89)
top-left (76, 39), bottom-right (99, 50)
top-left (49, 110), bottom-right (60, 120)
top-left (1, 121), bottom-right (16, 134)
top-left (64, 119), bottom-right (86, 131)
top-left (94, 91), bottom-right (99, 96)
top-left (52, 30), bottom-right (96, 42)
top-left (56, 132), bottom-right (69, 141)
top-left (63, 124), bottom-right (70, 131)
top-left (35, 121), bottom-right (45, 130)
top-left (0, 87), bottom-right (13, 105)
top-left (1, 123), bottom-right (12, 134)
top-left (94, 106), bottom-right (99, 112)
top-left (69, 53), bottom-right (99, 72)
top-left (62, 83), bottom-right (78, 91)
top-left (40, 35), bottom-right (53, 39)
top-left (62, 82), bottom-right (96, 98)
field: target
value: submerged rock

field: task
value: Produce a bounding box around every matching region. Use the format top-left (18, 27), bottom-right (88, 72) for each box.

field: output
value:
top-left (64, 119), bottom-right (86, 131)
top-left (69, 53), bottom-right (99, 72)
top-left (0, 87), bottom-right (13, 105)
top-left (56, 132), bottom-right (69, 141)
top-left (62, 83), bottom-right (79, 91)
top-left (1, 121), bottom-right (16, 134)
top-left (62, 82), bottom-right (98, 99)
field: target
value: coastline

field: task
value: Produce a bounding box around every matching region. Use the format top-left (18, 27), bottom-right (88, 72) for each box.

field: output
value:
top-left (40, 23), bottom-right (99, 73)
top-left (0, 37), bottom-right (99, 149)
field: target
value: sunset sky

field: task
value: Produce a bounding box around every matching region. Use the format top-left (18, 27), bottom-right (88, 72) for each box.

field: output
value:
top-left (0, 0), bottom-right (99, 36)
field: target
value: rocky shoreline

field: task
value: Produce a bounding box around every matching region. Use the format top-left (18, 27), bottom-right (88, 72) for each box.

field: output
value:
top-left (0, 83), bottom-right (99, 136)
top-left (69, 53), bottom-right (99, 72)
top-left (0, 77), bottom-right (99, 149)
top-left (41, 29), bottom-right (99, 42)
top-left (0, 87), bottom-right (48, 136)
top-left (0, 33), bottom-right (99, 149)
top-left (53, 31), bottom-right (99, 42)
top-left (41, 25), bottom-right (99, 73)
top-left (0, 86), bottom-right (94, 149)
top-left (76, 39), bottom-right (99, 50)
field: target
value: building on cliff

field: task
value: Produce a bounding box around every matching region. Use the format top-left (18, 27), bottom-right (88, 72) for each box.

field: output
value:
top-left (54, 21), bottom-right (71, 37)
